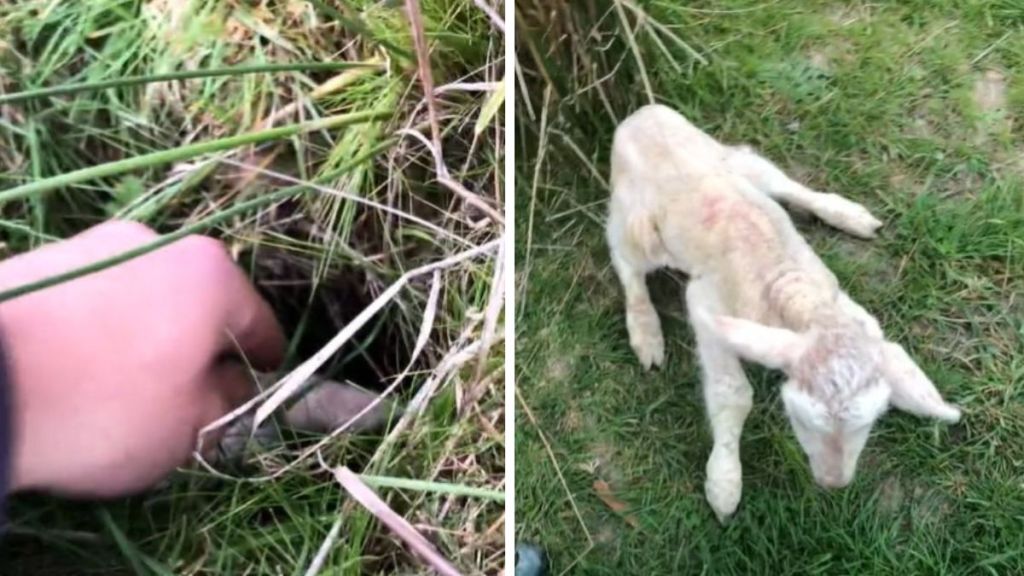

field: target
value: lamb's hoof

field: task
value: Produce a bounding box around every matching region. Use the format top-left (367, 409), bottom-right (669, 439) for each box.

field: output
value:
top-left (705, 449), bottom-right (742, 523)
top-left (818, 194), bottom-right (883, 239)
top-left (627, 307), bottom-right (665, 370)
top-left (706, 482), bottom-right (741, 523)
top-left (630, 333), bottom-right (665, 370)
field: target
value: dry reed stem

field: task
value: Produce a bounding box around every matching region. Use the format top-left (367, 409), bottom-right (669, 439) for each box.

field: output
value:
top-left (214, 158), bottom-right (472, 246)
top-left (473, 0), bottom-right (506, 33)
top-left (612, 0), bottom-right (654, 104)
top-left (473, 233), bottom-right (505, 385)
top-left (302, 514), bottom-right (344, 576)
top-left (404, 0), bottom-right (442, 164)
top-left (370, 317), bottom-right (484, 468)
top-left (332, 466), bottom-right (463, 576)
top-left (394, 129), bottom-right (504, 225)
top-left (403, 0), bottom-right (504, 225)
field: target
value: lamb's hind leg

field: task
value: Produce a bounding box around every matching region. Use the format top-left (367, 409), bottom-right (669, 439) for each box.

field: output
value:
top-left (686, 279), bottom-right (752, 522)
top-left (725, 145), bottom-right (883, 239)
top-left (607, 206), bottom-right (665, 370)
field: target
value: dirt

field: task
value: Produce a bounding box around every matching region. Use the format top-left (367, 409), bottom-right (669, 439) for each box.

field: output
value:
top-left (888, 165), bottom-right (929, 196)
top-left (910, 486), bottom-right (953, 527)
top-left (832, 239), bottom-right (901, 285)
top-left (909, 318), bottom-right (980, 375)
top-left (904, 95), bottom-right (940, 139)
top-left (973, 69), bottom-right (1008, 114)
top-left (563, 404), bottom-right (583, 432)
top-left (875, 476), bottom-right (953, 531)
top-left (808, 50), bottom-right (831, 72)
top-left (545, 356), bottom-right (574, 382)
top-left (784, 160), bottom-right (833, 194)
top-left (593, 524), bottom-right (619, 545)
top-left (827, 4), bottom-right (874, 26)
top-left (972, 69), bottom-right (1013, 144)
top-left (877, 475), bottom-right (905, 515)
top-left (585, 441), bottom-right (627, 487)
top-left (992, 151), bottom-right (1024, 180)
top-left (940, 168), bottom-right (984, 199)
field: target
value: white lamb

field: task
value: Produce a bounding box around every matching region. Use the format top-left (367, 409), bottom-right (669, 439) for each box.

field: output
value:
top-left (606, 104), bottom-right (961, 522)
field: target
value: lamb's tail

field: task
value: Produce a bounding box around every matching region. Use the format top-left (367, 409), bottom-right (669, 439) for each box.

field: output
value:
top-left (608, 190), bottom-right (668, 265)
top-left (625, 210), bottom-right (666, 263)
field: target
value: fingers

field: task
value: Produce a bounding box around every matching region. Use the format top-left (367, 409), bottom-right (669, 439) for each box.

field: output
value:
top-left (195, 360), bottom-right (260, 462)
top-left (216, 250), bottom-right (287, 372)
top-left (75, 219), bottom-right (159, 243)
top-left (173, 234), bottom-right (286, 371)
top-left (84, 224), bottom-right (286, 370)
top-left (59, 220), bottom-right (287, 370)
top-left (0, 220), bottom-right (159, 291)
top-left (210, 359), bottom-right (260, 408)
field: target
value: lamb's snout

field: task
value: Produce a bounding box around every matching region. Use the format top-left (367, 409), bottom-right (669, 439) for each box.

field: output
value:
top-left (814, 471), bottom-right (852, 489)
top-left (811, 460), bottom-right (855, 489)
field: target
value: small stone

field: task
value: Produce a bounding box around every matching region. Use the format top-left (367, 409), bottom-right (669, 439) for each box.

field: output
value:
top-left (515, 543), bottom-right (549, 576)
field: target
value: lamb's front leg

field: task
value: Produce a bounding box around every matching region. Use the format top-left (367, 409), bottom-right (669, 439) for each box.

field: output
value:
top-left (699, 340), bottom-right (753, 522)
top-left (725, 145), bottom-right (883, 239)
top-left (687, 281), bottom-right (753, 522)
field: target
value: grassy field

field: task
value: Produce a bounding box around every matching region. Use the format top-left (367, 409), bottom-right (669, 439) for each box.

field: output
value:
top-left (515, 1), bottom-right (1024, 574)
top-left (1, 1), bottom-right (504, 574)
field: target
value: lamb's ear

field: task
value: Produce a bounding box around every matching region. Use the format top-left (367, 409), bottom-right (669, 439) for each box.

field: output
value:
top-left (700, 314), bottom-right (807, 369)
top-left (881, 342), bottom-right (961, 423)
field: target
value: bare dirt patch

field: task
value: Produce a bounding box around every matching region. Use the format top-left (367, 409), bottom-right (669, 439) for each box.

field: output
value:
top-left (910, 318), bottom-right (980, 375)
top-left (593, 524), bottom-right (618, 545)
top-left (808, 50), bottom-right (831, 72)
top-left (545, 356), bottom-right (574, 382)
top-left (992, 150), bottom-right (1024, 180)
top-left (972, 69), bottom-right (1012, 143)
top-left (940, 168), bottom-right (984, 199)
top-left (877, 475), bottom-right (906, 515)
top-left (831, 238), bottom-right (901, 284)
top-left (563, 404), bottom-right (583, 432)
top-left (888, 165), bottom-right (929, 196)
top-left (973, 69), bottom-right (1008, 113)
top-left (583, 441), bottom-right (627, 487)
top-left (827, 4), bottom-right (874, 27)
top-left (910, 485), bottom-right (953, 527)
top-left (904, 93), bottom-right (941, 139)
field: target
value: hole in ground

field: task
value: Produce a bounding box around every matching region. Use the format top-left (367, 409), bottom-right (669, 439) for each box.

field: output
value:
top-left (242, 209), bottom-right (416, 396)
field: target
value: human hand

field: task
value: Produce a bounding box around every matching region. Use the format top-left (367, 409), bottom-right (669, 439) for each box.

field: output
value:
top-left (0, 220), bottom-right (284, 497)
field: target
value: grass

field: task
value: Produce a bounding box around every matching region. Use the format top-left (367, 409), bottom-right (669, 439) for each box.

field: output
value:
top-left (515, 0), bottom-right (1024, 574)
top-left (1, 0), bottom-right (504, 574)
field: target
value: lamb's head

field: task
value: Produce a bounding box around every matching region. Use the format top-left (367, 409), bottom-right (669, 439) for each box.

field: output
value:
top-left (705, 316), bottom-right (961, 489)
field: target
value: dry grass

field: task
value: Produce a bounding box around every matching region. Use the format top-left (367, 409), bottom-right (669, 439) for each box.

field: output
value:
top-left (0, 0), bottom-right (505, 574)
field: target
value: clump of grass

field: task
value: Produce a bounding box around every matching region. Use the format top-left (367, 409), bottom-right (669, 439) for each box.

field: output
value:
top-left (516, 1), bottom-right (1024, 574)
top-left (1, 0), bottom-right (504, 574)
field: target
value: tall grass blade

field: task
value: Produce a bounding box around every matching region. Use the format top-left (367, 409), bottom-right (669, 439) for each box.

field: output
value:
top-left (0, 111), bottom-right (390, 204)
top-left (0, 62), bottom-right (383, 104)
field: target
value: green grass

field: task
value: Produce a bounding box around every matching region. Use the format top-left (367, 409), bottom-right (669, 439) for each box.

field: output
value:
top-left (515, 1), bottom-right (1024, 574)
top-left (1, 0), bottom-right (504, 574)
